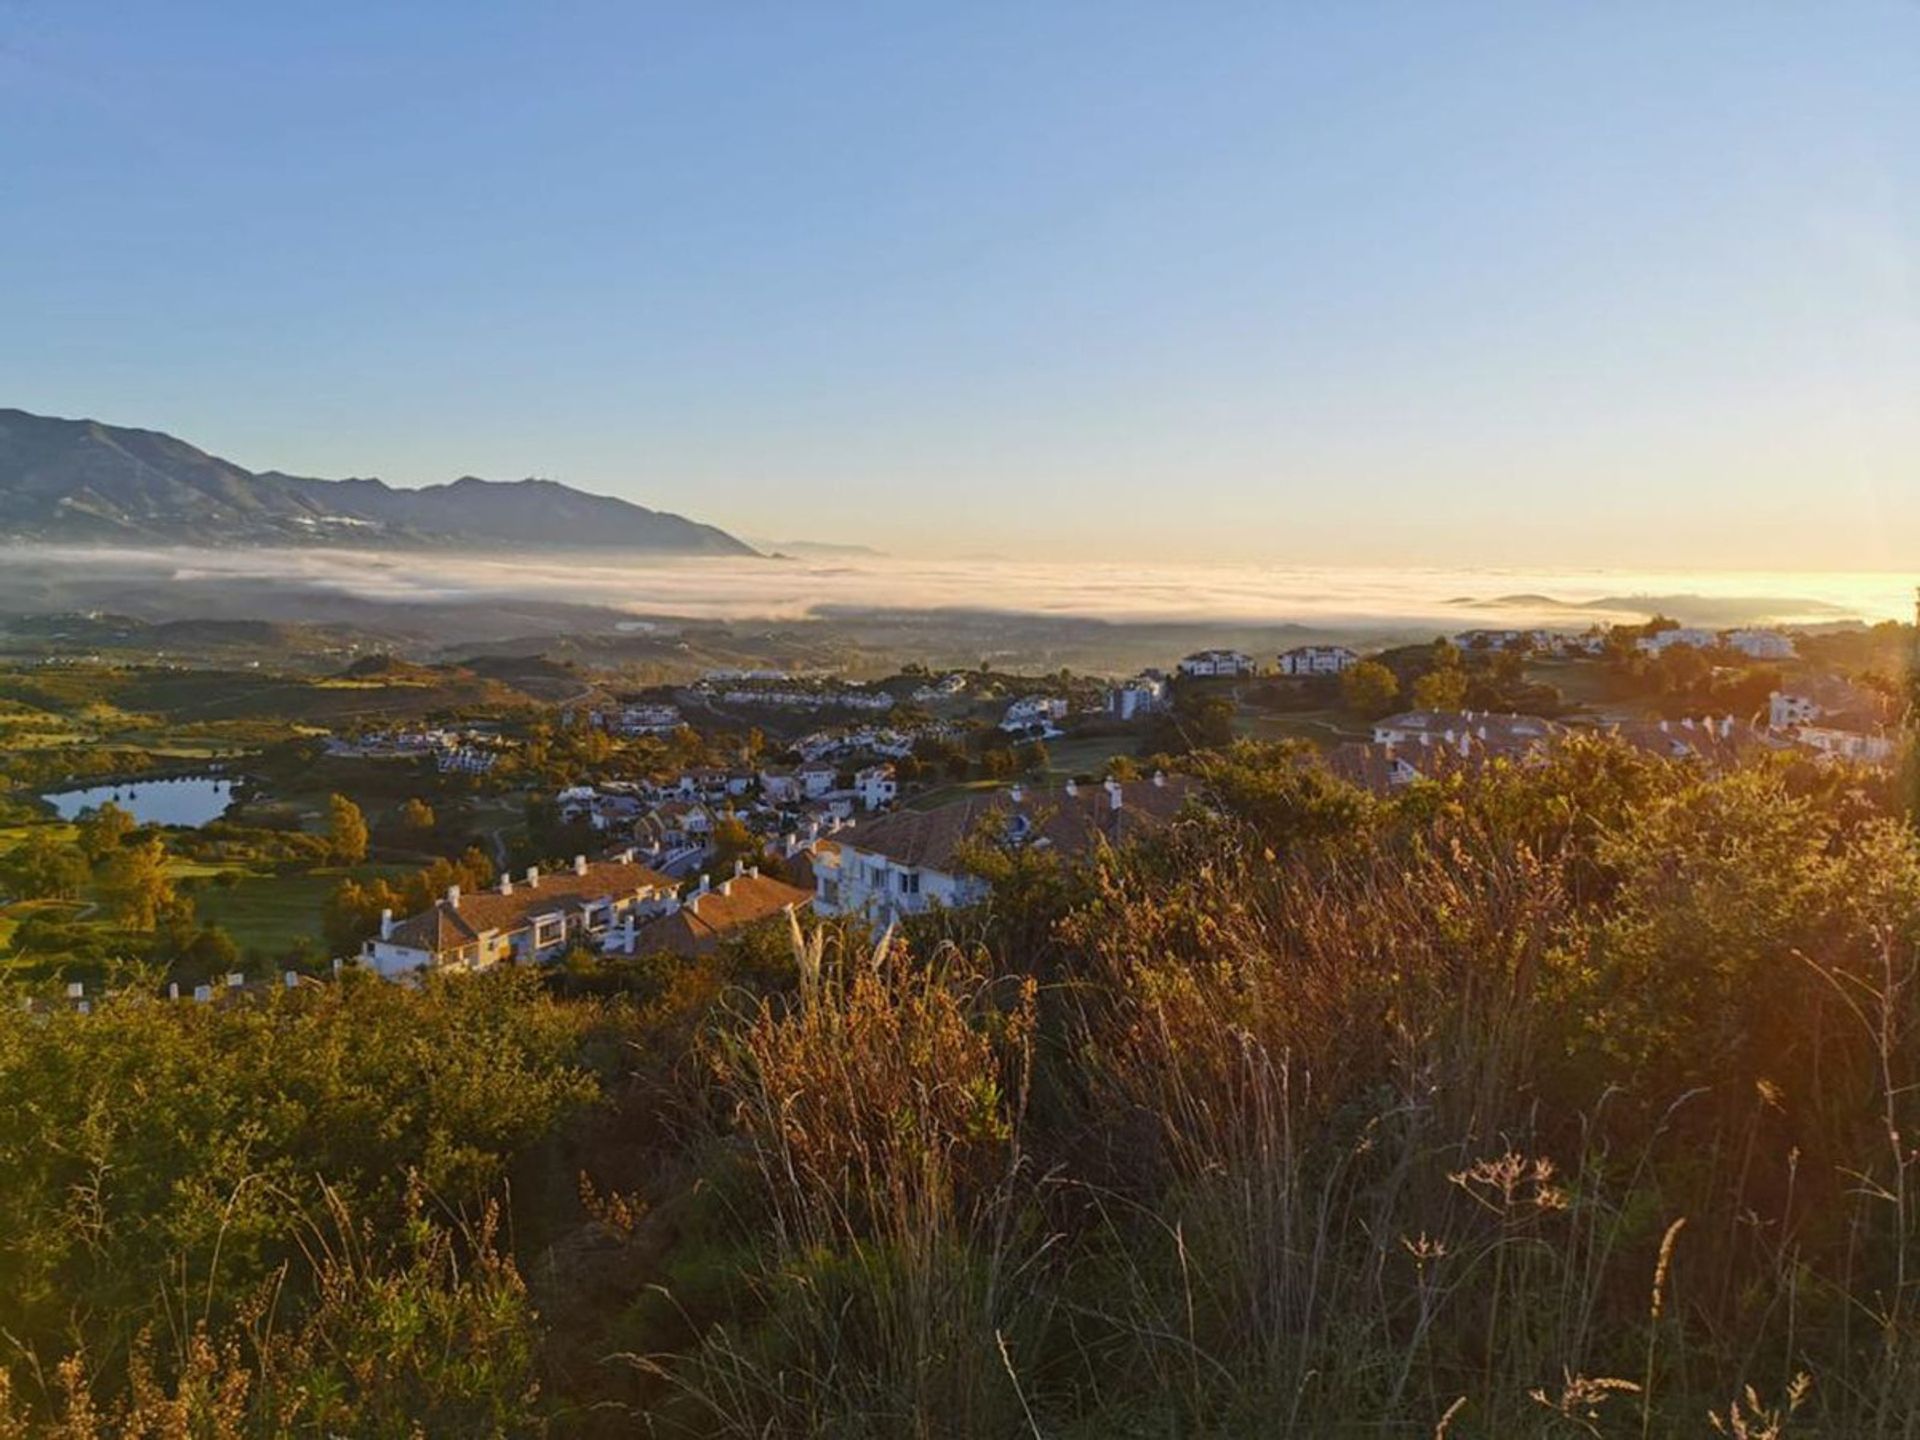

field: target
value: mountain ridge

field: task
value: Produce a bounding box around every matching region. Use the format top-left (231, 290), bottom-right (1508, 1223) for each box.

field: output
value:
top-left (0, 407), bottom-right (758, 555)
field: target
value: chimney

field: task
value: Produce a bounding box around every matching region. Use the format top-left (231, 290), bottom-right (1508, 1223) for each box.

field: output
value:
top-left (698, 872), bottom-right (711, 895)
top-left (445, 884), bottom-right (461, 908)
top-left (620, 847), bottom-right (635, 863)
top-left (573, 854), bottom-right (588, 876)
top-left (526, 866), bottom-right (540, 888)
top-left (719, 879), bottom-right (733, 897)
top-left (498, 874), bottom-right (513, 896)
top-left (748, 864), bottom-right (759, 879)
top-left (734, 857), bottom-right (746, 877)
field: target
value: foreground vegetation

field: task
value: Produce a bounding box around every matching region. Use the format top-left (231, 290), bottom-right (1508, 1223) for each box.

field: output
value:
top-left (0, 734), bottom-right (1915, 1435)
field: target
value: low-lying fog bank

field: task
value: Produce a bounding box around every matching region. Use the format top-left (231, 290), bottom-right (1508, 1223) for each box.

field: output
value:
top-left (0, 545), bottom-right (1899, 638)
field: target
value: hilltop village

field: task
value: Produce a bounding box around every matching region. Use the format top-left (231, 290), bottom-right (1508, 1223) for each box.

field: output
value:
top-left (0, 610), bottom-right (1907, 993)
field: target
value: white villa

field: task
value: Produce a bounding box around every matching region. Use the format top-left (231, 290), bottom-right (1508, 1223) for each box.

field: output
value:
top-left (759, 767), bottom-right (803, 804)
top-left (1451, 629), bottom-right (1552, 653)
top-left (1724, 629), bottom-right (1797, 660)
top-left (1277, 645), bottom-right (1360, 676)
top-left (1371, 710), bottom-right (1562, 754)
top-left (1105, 675), bottom-right (1168, 720)
top-left (812, 774), bottom-right (1194, 923)
top-left (1178, 649), bottom-right (1256, 678)
top-left (797, 760), bottom-right (839, 798)
top-left (855, 763), bottom-right (898, 811)
top-left (1000, 695), bottom-right (1068, 733)
top-left (1635, 628), bottom-right (1718, 655)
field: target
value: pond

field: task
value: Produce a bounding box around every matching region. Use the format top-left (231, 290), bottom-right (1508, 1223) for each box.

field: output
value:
top-left (42, 775), bottom-right (237, 828)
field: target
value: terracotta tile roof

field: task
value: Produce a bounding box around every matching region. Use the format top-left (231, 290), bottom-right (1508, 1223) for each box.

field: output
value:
top-left (842, 776), bottom-right (1196, 874)
top-left (635, 872), bottom-right (813, 956)
top-left (1594, 717), bottom-right (1798, 768)
top-left (385, 856), bottom-right (672, 954)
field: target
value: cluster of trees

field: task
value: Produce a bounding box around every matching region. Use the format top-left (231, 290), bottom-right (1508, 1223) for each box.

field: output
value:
top-left (1601, 624), bottom-right (1786, 716)
top-left (1339, 637), bottom-right (1566, 720)
top-left (323, 846), bottom-right (498, 955)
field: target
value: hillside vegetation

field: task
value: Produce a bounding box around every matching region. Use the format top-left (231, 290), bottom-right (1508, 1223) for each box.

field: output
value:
top-left (0, 738), bottom-right (1916, 1436)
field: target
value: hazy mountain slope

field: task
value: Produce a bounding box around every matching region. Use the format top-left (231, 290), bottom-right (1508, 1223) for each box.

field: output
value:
top-left (0, 408), bottom-right (756, 554)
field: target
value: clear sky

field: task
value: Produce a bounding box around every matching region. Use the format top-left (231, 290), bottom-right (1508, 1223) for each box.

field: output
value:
top-left (3, 3), bottom-right (1915, 566)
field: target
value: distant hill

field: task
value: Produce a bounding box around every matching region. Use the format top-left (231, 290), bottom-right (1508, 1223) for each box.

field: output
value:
top-left (748, 537), bottom-right (888, 558)
top-left (0, 407), bottom-right (757, 555)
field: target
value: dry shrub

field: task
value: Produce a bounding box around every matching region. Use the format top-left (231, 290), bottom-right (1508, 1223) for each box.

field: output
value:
top-left (652, 922), bottom-right (1044, 1438)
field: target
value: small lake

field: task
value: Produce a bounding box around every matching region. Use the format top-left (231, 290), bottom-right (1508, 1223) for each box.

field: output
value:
top-left (42, 776), bottom-right (237, 828)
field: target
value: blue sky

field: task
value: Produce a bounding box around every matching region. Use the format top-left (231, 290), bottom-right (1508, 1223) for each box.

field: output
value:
top-left (3, 3), bottom-right (1914, 565)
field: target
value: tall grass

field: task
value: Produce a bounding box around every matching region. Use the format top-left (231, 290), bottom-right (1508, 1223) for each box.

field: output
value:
top-left (639, 754), bottom-right (1920, 1437)
top-left (644, 921), bottom-right (1046, 1438)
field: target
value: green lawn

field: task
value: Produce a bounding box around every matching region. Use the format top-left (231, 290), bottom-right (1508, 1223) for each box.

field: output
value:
top-left (191, 864), bottom-right (407, 958)
top-left (1233, 707), bottom-right (1370, 747)
top-left (1040, 733), bottom-right (1141, 779)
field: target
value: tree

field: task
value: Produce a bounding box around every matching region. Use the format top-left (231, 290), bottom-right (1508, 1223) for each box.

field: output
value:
top-left (1341, 660), bottom-right (1401, 719)
top-left (709, 814), bottom-right (763, 874)
top-left (0, 831), bottom-right (90, 900)
top-left (77, 801), bottom-right (136, 866)
top-left (327, 794), bottom-right (370, 866)
top-left (1412, 665), bottom-right (1469, 711)
top-left (1104, 754), bottom-right (1142, 782)
top-left (101, 836), bottom-right (182, 932)
top-left (397, 798), bottom-right (436, 837)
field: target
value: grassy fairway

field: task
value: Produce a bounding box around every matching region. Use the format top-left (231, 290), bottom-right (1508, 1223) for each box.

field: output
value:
top-left (191, 864), bottom-right (408, 959)
top-left (1232, 707), bottom-right (1370, 747)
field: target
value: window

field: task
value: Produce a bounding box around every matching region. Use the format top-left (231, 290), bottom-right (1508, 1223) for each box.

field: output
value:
top-left (898, 870), bottom-right (921, 896)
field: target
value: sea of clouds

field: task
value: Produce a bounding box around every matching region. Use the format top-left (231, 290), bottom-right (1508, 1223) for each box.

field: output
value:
top-left (7, 546), bottom-right (1907, 632)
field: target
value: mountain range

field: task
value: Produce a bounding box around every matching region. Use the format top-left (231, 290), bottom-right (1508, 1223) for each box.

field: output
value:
top-left (0, 408), bottom-right (756, 554)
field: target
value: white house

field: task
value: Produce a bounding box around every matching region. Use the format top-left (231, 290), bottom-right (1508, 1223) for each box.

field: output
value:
top-left (912, 673), bottom-right (969, 703)
top-left (1000, 695), bottom-right (1068, 733)
top-left (1724, 629), bottom-right (1797, 660)
top-left (813, 774), bottom-right (1194, 924)
top-left (1635, 628), bottom-right (1718, 655)
top-left (1277, 645), bottom-right (1360, 676)
top-left (759, 767), bottom-right (803, 804)
top-left (362, 853), bottom-right (673, 978)
top-left (797, 760), bottom-right (839, 799)
top-left (1799, 725), bottom-right (1898, 766)
top-left (1371, 710), bottom-right (1562, 756)
top-left (1177, 649), bottom-right (1255, 678)
top-left (1105, 676), bottom-right (1168, 721)
top-left (1767, 676), bottom-right (1895, 766)
top-left (1452, 630), bottom-right (1552, 653)
top-left (855, 763), bottom-right (898, 812)
top-left (611, 703), bottom-right (683, 736)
